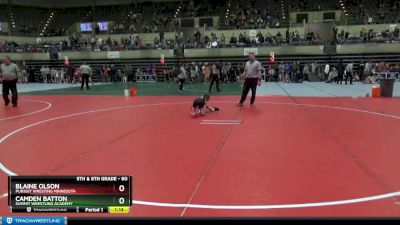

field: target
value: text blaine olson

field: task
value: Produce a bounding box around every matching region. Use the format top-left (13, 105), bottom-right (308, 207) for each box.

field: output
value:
top-left (15, 183), bottom-right (61, 190)
top-left (15, 184), bottom-right (77, 194)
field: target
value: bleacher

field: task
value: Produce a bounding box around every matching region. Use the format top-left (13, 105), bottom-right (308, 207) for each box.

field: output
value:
top-left (0, 0), bottom-right (399, 37)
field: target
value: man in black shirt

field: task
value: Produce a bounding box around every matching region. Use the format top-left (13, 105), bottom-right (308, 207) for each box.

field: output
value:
top-left (359, 60), bottom-right (365, 81)
top-left (209, 62), bottom-right (221, 93)
top-left (66, 64), bottom-right (74, 83)
top-left (336, 59), bottom-right (345, 84)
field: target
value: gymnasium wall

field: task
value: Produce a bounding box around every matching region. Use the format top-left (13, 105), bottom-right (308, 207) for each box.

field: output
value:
top-left (0, 43), bottom-right (399, 61)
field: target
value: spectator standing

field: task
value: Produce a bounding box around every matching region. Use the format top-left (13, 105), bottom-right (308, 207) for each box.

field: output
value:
top-left (45, 66), bottom-right (52, 83)
top-left (177, 63), bottom-right (187, 91)
top-left (345, 62), bottom-right (354, 85)
top-left (40, 66), bottom-right (46, 83)
top-left (117, 68), bottom-right (122, 81)
top-left (21, 67), bottom-right (28, 83)
top-left (102, 65), bottom-right (110, 82)
top-left (337, 59), bottom-right (345, 84)
top-left (324, 63), bottom-right (330, 81)
top-left (359, 60), bottom-right (365, 81)
top-left (311, 62), bottom-right (316, 80)
top-left (284, 63), bottom-right (292, 82)
top-left (209, 62), bottom-right (221, 92)
top-left (292, 62), bottom-right (300, 82)
top-left (364, 61), bottom-right (372, 78)
top-left (51, 68), bottom-right (57, 83)
top-left (278, 62), bottom-right (285, 81)
top-left (59, 68), bottom-right (67, 83)
top-left (110, 64), bottom-right (117, 82)
top-left (124, 65), bottom-right (133, 82)
top-left (303, 63), bottom-right (310, 82)
top-left (285, 28), bottom-right (290, 44)
top-left (122, 67), bottom-right (128, 84)
top-left (66, 64), bottom-right (75, 83)
top-left (159, 28), bottom-right (165, 43)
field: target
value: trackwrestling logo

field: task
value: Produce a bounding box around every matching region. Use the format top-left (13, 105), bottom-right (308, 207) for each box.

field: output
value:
top-left (2, 217), bottom-right (65, 225)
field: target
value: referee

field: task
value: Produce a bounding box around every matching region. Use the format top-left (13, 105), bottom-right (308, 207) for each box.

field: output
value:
top-left (237, 52), bottom-right (262, 107)
top-left (79, 62), bottom-right (92, 90)
top-left (0, 56), bottom-right (21, 107)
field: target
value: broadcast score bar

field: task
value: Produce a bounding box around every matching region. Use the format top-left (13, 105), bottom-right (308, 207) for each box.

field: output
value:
top-left (8, 176), bottom-right (132, 214)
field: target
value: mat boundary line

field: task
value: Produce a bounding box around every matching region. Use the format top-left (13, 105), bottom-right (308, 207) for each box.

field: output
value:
top-left (131, 191), bottom-right (400, 209)
top-left (0, 100), bottom-right (52, 121)
top-left (1, 100), bottom-right (400, 210)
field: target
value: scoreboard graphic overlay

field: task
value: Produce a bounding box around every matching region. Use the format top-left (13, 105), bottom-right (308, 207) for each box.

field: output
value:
top-left (8, 176), bottom-right (132, 214)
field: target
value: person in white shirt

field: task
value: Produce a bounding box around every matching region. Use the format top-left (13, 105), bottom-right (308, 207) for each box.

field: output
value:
top-left (364, 61), bottom-right (371, 77)
top-left (237, 52), bottom-right (262, 107)
top-left (311, 62), bottom-right (316, 78)
top-left (59, 68), bottom-right (66, 83)
top-left (45, 66), bottom-right (51, 83)
top-left (21, 67), bottom-right (28, 84)
top-left (324, 63), bottom-right (330, 81)
top-left (177, 63), bottom-right (187, 91)
top-left (0, 56), bottom-right (21, 107)
top-left (79, 62), bottom-right (92, 90)
top-left (51, 68), bottom-right (57, 83)
top-left (40, 66), bottom-right (47, 83)
top-left (55, 68), bottom-right (60, 83)
top-left (345, 62), bottom-right (353, 85)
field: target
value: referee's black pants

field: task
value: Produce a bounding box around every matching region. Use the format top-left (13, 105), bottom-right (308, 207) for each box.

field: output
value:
top-left (2, 79), bottom-right (18, 106)
top-left (239, 78), bottom-right (258, 105)
top-left (209, 75), bottom-right (220, 92)
top-left (178, 78), bottom-right (185, 90)
top-left (345, 71), bottom-right (353, 85)
top-left (336, 72), bottom-right (344, 84)
top-left (81, 73), bottom-right (90, 90)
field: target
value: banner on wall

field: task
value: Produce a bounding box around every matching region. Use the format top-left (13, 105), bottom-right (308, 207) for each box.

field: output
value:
top-left (389, 24), bottom-right (397, 32)
top-left (107, 51), bottom-right (120, 59)
top-left (243, 48), bottom-right (258, 56)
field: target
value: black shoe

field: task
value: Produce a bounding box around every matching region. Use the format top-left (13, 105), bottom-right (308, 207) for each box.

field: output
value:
top-left (237, 103), bottom-right (243, 107)
top-left (5, 101), bottom-right (10, 106)
top-left (12, 104), bottom-right (17, 107)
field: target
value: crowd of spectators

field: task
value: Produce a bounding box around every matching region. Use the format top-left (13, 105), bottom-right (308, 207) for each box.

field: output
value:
top-left (333, 26), bottom-right (400, 44)
top-left (346, 0), bottom-right (400, 25)
top-left (222, 2), bottom-right (282, 30)
top-left (3, 0), bottom-right (400, 38)
top-left (19, 59), bottom-right (399, 86)
top-left (1, 25), bottom-right (400, 54)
